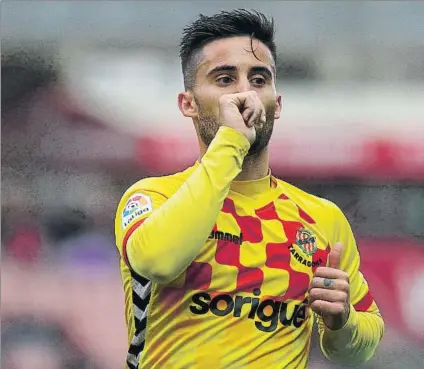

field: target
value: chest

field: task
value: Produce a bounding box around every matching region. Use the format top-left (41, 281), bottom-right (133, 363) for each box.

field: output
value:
top-left (189, 197), bottom-right (331, 300)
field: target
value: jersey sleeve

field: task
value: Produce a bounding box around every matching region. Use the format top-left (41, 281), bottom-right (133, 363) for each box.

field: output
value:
top-left (115, 191), bottom-right (167, 268)
top-left (316, 202), bottom-right (384, 365)
top-left (114, 126), bottom-right (250, 284)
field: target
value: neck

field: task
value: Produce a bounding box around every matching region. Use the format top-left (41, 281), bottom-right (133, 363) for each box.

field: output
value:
top-left (199, 141), bottom-right (270, 181)
top-left (235, 148), bottom-right (270, 181)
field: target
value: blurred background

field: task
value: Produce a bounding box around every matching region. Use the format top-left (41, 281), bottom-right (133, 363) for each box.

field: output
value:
top-left (1, 1), bottom-right (424, 368)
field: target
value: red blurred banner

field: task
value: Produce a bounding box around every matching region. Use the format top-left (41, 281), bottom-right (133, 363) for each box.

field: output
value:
top-left (358, 238), bottom-right (424, 343)
top-left (136, 136), bottom-right (424, 180)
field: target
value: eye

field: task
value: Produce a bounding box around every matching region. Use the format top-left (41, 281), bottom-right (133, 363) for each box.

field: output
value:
top-left (216, 76), bottom-right (234, 85)
top-left (251, 77), bottom-right (266, 86)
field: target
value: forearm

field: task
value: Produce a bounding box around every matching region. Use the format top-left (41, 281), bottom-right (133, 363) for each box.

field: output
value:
top-left (319, 306), bottom-right (384, 365)
top-left (127, 126), bottom-right (250, 283)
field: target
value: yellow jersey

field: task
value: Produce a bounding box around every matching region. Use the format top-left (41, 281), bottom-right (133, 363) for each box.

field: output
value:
top-left (115, 126), bottom-right (383, 369)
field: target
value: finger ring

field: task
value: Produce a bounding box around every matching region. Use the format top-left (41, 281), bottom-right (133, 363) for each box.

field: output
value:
top-left (323, 278), bottom-right (333, 288)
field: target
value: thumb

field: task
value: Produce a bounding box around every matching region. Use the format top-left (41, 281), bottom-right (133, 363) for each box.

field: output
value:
top-left (328, 242), bottom-right (343, 269)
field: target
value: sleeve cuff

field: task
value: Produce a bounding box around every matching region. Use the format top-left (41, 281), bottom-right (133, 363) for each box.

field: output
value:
top-left (324, 304), bottom-right (359, 342)
top-left (216, 126), bottom-right (251, 157)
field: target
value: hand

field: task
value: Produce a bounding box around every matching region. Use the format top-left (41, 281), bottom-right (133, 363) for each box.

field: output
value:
top-left (219, 91), bottom-right (266, 146)
top-left (308, 242), bottom-right (350, 330)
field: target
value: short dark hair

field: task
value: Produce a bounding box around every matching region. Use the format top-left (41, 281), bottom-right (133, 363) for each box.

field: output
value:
top-left (179, 9), bottom-right (276, 90)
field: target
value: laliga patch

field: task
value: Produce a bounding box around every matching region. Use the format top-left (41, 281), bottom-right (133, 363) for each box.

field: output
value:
top-left (122, 193), bottom-right (153, 229)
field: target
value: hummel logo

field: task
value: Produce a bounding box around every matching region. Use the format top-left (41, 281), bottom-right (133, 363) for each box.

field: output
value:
top-left (208, 230), bottom-right (243, 245)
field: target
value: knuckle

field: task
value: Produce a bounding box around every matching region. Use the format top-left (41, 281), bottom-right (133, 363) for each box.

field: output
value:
top-left (338, 271), bottom-right (349, 280)
top-left (335, 304), bottom-right (345, 314)
top-left (336, 291), bottom-right (347, 301)
top-left (340, 280), bottom-right (350, 291)
top-left (339, 271), bottom-right (348, 279)
top-left (310, 300), bottom-right (320, 310)
top-left (310, 289), bottom-right (320, 299)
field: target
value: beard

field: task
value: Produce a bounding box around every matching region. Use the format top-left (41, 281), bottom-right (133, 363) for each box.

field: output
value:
top-left (196, 101), bottom-right (276, 157)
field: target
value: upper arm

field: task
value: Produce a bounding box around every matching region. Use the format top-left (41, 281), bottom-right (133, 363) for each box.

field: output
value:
top-left (115, 189), bottom-right (168, 268)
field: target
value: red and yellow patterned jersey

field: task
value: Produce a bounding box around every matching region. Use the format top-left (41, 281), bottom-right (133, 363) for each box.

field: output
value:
top-left (115, 127), bottom-right (383, 369)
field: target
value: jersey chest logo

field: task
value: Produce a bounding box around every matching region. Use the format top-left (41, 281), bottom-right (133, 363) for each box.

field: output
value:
top-left (208, 229), bottom-right (243, 245)
top-left (295, 228), bottom-right (318, 256)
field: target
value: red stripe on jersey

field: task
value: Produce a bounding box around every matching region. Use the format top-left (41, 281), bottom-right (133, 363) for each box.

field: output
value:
top-left (223, 198), bottom-right (263, 243)
top-left (184, 262), bottom-right (213, 290)
top-left (297, 206), bottom-right (316, 224)
top-left (354, 290), bottom-right (374, 312)
top-left (122, 218), bottom-right (147, 268)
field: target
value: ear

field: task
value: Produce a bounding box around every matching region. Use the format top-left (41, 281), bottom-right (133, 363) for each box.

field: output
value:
top-left (178, 91), bottom-right (198, 118)
top-left (274, 94), bottom-right (282, 120)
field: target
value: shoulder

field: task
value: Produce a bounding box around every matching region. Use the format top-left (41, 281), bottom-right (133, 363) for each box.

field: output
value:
top-left (275, 179), bottom-right (352, 243)
top-left (114, 166), bottom-right (194, 229)
top-left (124, 173), bottom-right (184, 199)
top-left (122, 164), bottom-right (196, 200)
top-left (275, 178), bottom-right (345, 220)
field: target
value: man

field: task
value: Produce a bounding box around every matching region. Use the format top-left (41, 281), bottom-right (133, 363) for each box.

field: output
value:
top-left (115, 9), bottom-right (384, 369)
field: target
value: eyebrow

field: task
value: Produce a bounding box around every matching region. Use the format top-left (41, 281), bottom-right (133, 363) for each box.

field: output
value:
top-left (250, 66), bottom-right (273, 79)
top-left (206, 65), bottom-right (274, 79)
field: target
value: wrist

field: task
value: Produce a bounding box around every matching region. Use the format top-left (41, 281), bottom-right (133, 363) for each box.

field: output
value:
top-left (324, 304), bottom-right (357, 334)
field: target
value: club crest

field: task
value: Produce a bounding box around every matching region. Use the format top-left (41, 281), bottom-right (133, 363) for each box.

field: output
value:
top-left (295, 228), bottom-right (318, 256)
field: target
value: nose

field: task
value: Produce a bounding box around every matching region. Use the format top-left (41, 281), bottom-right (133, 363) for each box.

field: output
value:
top-left (236, 77), bottom-right (252, 93)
